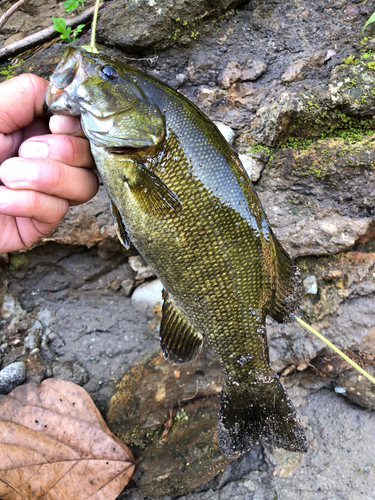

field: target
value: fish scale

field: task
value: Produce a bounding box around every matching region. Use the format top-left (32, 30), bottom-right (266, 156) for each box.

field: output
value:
top-left (45, 47), bottom-right (307, 458)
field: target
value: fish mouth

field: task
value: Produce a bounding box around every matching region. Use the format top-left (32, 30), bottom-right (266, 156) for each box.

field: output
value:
top-left (107, 146), bottom-right (144, 155)
top-left (44, 84), bottom-right (67, 115)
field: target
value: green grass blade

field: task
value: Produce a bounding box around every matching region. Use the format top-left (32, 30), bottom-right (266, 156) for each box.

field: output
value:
top-left (362, 12), bottom-right (375, 34)
top-left (295, 316), bottom-right (375, 385)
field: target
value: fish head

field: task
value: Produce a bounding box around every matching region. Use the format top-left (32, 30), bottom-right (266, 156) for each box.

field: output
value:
top-left (45, 47), bottom-right (165, 152)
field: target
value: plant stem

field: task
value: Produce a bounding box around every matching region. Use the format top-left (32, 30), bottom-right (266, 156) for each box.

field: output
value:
top-left (295, 316), bottom-right (375, 386)
top-left (90, 0), bottom-right (101, 53)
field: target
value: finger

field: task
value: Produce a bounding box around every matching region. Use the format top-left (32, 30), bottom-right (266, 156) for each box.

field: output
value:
top-left (0, 157), bottom-right (99, 205)
top-left (49, 115), bottom-right (86, 138)
top-left (19, 134), bottom-right (95, 168)
top-left (0, 185), bottom-right (69, 223)
top-left (0, 129), bottom-right (23, 164)
top-left (23, 117), bottom-right (50, 141)
top-left (0, 74), bottom-right (49, 134)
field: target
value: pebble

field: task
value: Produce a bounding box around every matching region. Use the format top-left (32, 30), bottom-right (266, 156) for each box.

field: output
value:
top-left (214, 122), bottom-right (236, 145)
top-left (131, 279), bottom-right (163, 307)
top-left (0, 361), bottom-right (27, 394)
top-left (303, 275), bottom-right (318, 294)
top-left (239, 154), bottom-right (264, 182)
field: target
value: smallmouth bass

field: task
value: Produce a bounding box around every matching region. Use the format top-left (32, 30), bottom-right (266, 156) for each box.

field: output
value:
top-left (45, 47), bottom-right (307, 458)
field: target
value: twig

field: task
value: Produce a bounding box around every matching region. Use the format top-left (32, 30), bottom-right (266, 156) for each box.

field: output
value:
top-left (0, 2), bottom-right (105, 62)
top-left (178, 379), bottom-right (199, 406)
top-left (0, 0), bottom-right (28, 30)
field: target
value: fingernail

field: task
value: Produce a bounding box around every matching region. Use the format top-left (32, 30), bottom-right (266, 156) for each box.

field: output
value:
top-left (19, 141), bottom-right (49, 159)
top-left (49, 115), bottom-right (81, 134)
top-left (1, 158), bottom-right (38, 183)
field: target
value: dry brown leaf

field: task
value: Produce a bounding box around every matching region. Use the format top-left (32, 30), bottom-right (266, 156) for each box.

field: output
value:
top-left (0, 378), bottom-right (135, 500)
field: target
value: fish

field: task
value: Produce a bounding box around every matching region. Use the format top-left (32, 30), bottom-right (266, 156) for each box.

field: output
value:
top-left (45, 47), bottom-right (307, 458)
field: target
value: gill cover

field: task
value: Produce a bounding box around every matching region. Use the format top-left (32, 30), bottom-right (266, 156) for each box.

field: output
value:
top-left (45, 47), bottom-right (165, 150)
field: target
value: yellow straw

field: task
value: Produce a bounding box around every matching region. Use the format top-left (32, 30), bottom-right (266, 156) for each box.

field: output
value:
top-left (89, 0), bottom-right (101, 53)
top-left (295, 316), bottom-right (375, 386)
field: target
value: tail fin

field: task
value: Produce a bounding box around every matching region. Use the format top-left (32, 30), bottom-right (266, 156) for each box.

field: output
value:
top-left (217, 374), bottom-right (307, 458)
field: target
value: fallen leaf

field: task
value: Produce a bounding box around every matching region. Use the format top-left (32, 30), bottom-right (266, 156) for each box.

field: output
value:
top-left (160, 407), bottom-right (173, 440)
top-left (324, 49), bottom-right (336, 63)
top-left (0, 378), bottom-right (135, 500)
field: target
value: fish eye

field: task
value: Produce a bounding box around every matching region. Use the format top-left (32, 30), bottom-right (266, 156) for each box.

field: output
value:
top-left (100, 66), bottom-right (118, 80)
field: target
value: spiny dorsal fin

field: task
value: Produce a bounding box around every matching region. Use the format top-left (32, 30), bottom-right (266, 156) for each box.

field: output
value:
top-left (129, 161), bottom-right (182, 218)
top-left (268, 236), bottom-right (302, 324)
top-left (110, 199), bottom-right (131, 249)
top-left (160, 291), bottom-right (204, 364)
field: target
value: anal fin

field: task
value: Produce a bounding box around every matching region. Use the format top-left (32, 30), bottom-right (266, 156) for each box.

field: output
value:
top-left (110, 200), bottom-right (131, 250)
top-left (160, 291), bottom-right (204, 364)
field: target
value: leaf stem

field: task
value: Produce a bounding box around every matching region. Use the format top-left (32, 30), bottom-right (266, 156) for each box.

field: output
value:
top-left (295, 316), bottom-right (375, 386)
top-left (89, 0), bottom-right (101, 53)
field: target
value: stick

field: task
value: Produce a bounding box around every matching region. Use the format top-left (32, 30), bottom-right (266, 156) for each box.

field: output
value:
top-left (0, 0), bottom-right (28, 30)
top-left (0, 3), bottom-right (105, 62)
top-left (295, 316), bottom-right (375, 385)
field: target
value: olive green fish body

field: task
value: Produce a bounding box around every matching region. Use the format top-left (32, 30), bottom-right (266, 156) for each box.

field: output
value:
top-left (45, 48), bottom-right (307, 457)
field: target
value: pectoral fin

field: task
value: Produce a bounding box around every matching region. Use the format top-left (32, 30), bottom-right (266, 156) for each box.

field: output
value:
top-left (110, 200), bottom-right (131, 249)
top-left (128, 161), bottom-right (182, 218)
top-left (160, 291), bottom-right (204, 363)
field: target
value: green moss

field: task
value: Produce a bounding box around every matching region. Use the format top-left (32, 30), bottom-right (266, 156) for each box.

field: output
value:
top-left (343, 55), bottom-right (359, 65)
top-left (366, 61), bottom-right (375, 70)
top-left (9, 253), bottom-right (28, 270)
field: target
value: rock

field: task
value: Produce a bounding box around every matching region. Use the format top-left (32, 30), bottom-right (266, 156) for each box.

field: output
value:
top-left (3, 32), bottom-right (25, 46)
top-left (188, 52), bottom-right (220, 85)
top-left (197, 86), bottom-right (226, 108)
top-left (281, 51), bottom-right (326, 83)
top-left (218, 60), bottom-right (242, 89)
top-left (238, 153), bottom-right (264, 182)
top-left (107, 346), bottom-right (228, 497)
top-left (218, 59), bottom-right (267, 89)
top-left (256, 137), bottom-right (375, 257)
top-left (214, 122), bottom-right (236, 145)
top-left (0, 362), bottom-right (27, 394)
top-left (131, 279), bottom-right (163, 308)
top-left (121, 278), bottom-right (136, 297)
top-left (240, 60), bottom-right (267, 82)
top-left (52, 360), bottom-right (89, 386)
top-left (41, 186), bottom-right (113, 248)
top-left (97, 0), bottom-right (243, 53)
top-left (303, 275), bottom-right (318, 295)
top-left (128, 256), bottom-right (155, 280)
top-left (335, 367), bottom-right (375, 410)
top-left (218, 60), bottom-right (267, 89)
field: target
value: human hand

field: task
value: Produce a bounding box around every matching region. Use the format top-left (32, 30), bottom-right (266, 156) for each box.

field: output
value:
top-left (0, 74), bottom-right (98, 254)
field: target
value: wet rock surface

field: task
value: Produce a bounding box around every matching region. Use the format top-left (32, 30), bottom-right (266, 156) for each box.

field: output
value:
top-left (1, 0), bottom-right (375, 498)
top-left (107, 346), bottom-right (228, 497)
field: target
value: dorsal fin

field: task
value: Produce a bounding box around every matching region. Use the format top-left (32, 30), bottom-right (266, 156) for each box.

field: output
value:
top-left (110, 199), bottom-right (131, 249)
top-left (268, 236), bottom-right (302, 324)
top-left (160, 291), bottom-right (204, 364)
